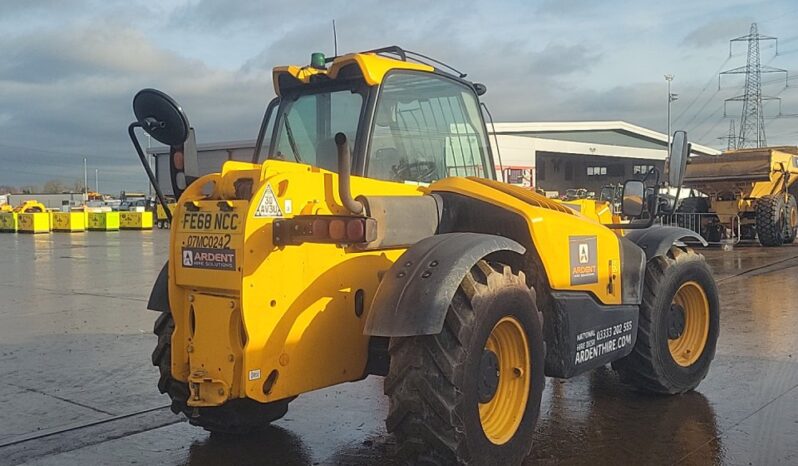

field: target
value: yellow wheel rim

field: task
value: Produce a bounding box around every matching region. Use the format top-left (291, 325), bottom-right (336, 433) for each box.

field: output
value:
top-left (478, 316), bottom-right (530, 445)
top-left (790, 206), bottom-right (797, 230)
top-left (668, 281), bottom-right (710, 367)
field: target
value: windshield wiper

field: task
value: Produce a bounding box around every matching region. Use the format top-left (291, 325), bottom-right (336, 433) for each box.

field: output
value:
top-left (284, 117), bottom-right (302, 162)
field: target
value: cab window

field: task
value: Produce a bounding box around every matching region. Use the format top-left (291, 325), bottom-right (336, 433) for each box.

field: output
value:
top-left (368, 72), bottom-right (491, 183)
top-left (273, 88), bottom-right (364, 171)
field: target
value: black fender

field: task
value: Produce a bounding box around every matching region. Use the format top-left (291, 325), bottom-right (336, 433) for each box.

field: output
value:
top-left (624, 225), bottom-right (708, 260)
top-left (363, 232), bottom-right (525, 337)
top-left (147, 262), bottom-right (170, 312)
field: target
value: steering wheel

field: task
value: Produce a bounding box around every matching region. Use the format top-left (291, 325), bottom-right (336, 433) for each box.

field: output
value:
top-left (392, 157), bottom-right (439, 183)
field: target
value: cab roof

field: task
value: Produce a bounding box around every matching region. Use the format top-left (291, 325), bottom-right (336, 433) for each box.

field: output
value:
top-left (272, 49), bottom-right (436, 96)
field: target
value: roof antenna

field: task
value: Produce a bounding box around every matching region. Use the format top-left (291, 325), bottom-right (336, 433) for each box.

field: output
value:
top-left (332, 20), bottom-right (338, 56)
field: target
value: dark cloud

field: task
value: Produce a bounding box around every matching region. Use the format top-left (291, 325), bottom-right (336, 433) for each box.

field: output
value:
top-left (1, 0), bottom-right (796, 192)
top-left (0, 23), bottom-right (269, 192)
top-left (0, 25), bottom-right (199, 83)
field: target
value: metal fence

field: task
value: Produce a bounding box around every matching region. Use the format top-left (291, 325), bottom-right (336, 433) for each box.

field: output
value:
top-left (657, 212), bottom-right (742, 245)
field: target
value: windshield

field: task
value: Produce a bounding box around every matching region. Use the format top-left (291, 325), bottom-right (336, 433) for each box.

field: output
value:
top-left (368, 71), bottom-right (491, 184)
top-left (271, 87), bottom-right (364, 171)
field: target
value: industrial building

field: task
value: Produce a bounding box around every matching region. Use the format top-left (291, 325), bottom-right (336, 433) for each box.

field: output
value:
top-left (2, 192), bottom-right (88, 210)
top-left (492, 121), bottom-right (720, 193)
top-left (149, 121), bottom-right (721, 196)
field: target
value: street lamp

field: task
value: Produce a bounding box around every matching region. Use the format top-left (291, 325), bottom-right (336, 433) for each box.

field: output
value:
top-left (665, 74), bottom-right (678, 155)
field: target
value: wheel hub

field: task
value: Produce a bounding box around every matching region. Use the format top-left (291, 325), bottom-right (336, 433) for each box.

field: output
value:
top-left (668, 281), bottom-right (710, 367)
top-left (667, 303), bottom-right (686, 340)
top-left (477, 349), bottom-right (500, 403)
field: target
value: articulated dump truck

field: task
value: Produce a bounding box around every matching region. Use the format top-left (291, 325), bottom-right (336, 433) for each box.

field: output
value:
top-left (680, 146), bottom-right (798, 246)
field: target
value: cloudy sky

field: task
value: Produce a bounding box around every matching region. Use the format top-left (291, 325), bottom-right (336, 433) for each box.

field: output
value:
top-left (2, 0), bottom-right (798, 193)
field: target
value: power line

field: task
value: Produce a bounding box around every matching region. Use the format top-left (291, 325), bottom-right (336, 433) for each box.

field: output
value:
top-left (673, 55), bottom-right (731, 126)
top-left (681, 88), bottom-right (721, 130)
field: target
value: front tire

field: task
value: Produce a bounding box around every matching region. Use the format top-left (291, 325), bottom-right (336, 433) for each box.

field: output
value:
top-left (613, 247), bottom-right (719, 394)
top-left (385, 261), bottom-right (545, 465)
top-left (152, 312), bottom-right (291, 434)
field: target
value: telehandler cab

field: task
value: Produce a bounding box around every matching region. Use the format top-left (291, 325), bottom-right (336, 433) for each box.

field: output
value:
top-left (128, 47), bottom-right (720, 465)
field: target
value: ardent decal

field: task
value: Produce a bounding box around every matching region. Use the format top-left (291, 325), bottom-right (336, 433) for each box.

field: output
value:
top-left (569, 235), bottom-right (598, 285)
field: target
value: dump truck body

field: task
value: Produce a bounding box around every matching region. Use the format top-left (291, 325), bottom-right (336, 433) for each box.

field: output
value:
top-left (680, 147), bottom-right (798, 245)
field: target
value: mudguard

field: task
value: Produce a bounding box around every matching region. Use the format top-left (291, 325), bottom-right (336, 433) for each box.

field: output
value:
top-left (624, 225), bottom-right (708, 260)
top-left (364, 232), bottom-right (525, 337)
top-left (147, 262), bottom-right (170, 312)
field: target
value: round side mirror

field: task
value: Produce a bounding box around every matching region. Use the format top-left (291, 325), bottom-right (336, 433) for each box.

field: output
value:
top-left (132, 89), bottom-right (189, 146)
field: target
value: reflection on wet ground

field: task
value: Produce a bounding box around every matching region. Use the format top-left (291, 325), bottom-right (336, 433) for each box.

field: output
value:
top-left (1, 233), bottom-right (796, 465)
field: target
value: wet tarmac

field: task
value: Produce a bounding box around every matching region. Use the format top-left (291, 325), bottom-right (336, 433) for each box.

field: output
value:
top-left (1, 232), bottom-right (796, 465)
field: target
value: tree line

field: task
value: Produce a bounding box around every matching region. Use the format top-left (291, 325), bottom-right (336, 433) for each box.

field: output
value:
top-left (0, 180), bottom-right (87, 195)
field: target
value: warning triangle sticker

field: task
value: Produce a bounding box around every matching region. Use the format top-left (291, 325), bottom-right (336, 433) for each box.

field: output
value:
top-left (254, 184), bottom-right (283, 218)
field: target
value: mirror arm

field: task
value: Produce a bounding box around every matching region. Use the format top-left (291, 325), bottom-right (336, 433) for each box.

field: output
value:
top-left (650, 167), bottom-right (661, 217)
top-left (128, 121), bottom-right (173, 222)
top-left (605, 215), bottom-right (656, 230)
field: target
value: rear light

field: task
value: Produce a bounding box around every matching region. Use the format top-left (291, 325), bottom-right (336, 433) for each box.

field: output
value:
top-left (273, 215), bottom-right (377, 246)
top-left (329, 219), bottom-right (346, 241)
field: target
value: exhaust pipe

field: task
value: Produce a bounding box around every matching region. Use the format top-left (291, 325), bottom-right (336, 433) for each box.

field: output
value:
top-left (334, 132), bottom-right (364, 215)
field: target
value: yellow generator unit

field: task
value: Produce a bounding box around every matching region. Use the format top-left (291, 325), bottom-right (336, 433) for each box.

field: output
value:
top-left (87, 211), bottom-right (120, 231)
top-left (0, 212), bottom-right (16, 232)
top-left (52, 212), bottom-right (86, 232)
top-left (120, 210), bottom-right (153, 230)
top-left (128, 47), bottom-right (720, 465)
top-left (0, 201), bottom-right (47, 232)
top-left (0, 203), bottom-right (12, 232)
top-left (682, 146), bottom-right (798, 246)
top-left (18, 212), bottom-right (50, 233)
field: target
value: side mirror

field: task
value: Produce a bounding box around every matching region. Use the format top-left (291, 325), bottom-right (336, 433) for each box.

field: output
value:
top-left (666, 130), bottom-right (690, 188)
top-left (133, 89), bottom-right (189, 147)
top-left (129, 88), bottom-right (190, 223)
top-left (622, 180), bottom-right (646, 217)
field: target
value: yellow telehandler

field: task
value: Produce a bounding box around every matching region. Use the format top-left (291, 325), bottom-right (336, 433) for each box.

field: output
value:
top-left (128, 47), bottom-right (719, 465)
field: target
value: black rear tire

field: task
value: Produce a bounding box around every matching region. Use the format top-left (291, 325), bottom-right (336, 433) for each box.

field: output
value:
top-left (613, 247), bottom-right (719, 394)
top-left (786, 195), bottom-right (797, 244)
top-left (756, 194), bottom-right (787, 246)
top-left (152, 312), bottom-right (291, 434)
top-left (385, 261), bottom-right (545, 465)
